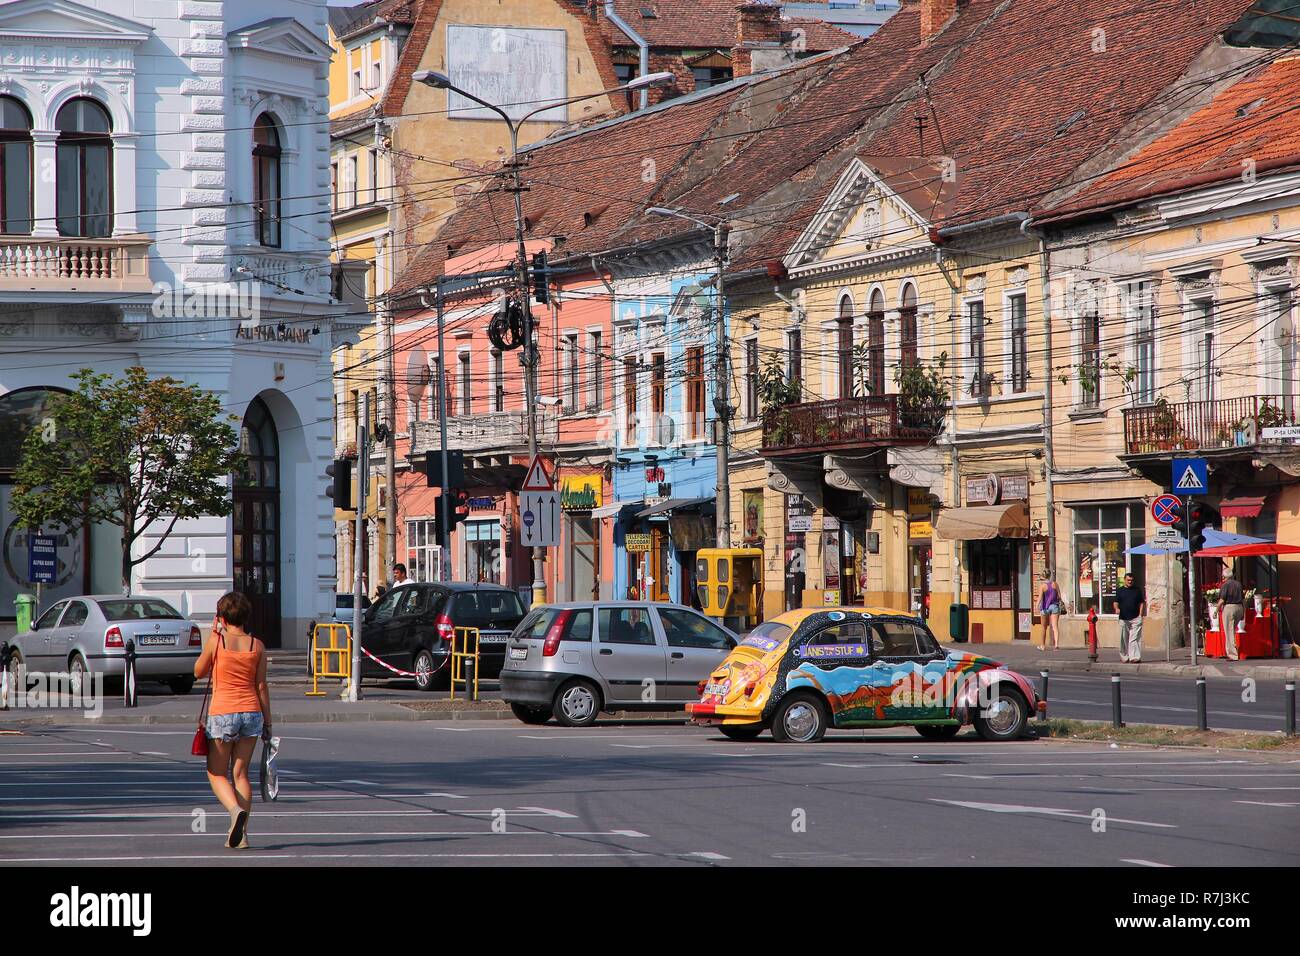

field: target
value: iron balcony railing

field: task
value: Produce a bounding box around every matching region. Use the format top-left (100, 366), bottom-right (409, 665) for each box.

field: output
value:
top-left (760, 395), bottom-right (940, 454)
top-left (1122, 394), bottom-right (1296, 454)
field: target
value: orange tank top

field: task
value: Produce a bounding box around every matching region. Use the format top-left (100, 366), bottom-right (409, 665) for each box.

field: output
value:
top-left (209, 642), bottom-right (262, 716)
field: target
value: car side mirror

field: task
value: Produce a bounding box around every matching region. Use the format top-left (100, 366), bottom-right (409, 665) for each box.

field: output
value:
top-left (29, 620), bottom-right (38, 631)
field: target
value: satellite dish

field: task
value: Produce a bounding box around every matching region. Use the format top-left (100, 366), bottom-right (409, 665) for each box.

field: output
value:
top-left (405, 346), bottom-right (429, 399)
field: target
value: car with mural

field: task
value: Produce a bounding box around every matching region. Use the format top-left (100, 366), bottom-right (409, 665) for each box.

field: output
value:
top-left (686, 607), bottom-right (1044, 743)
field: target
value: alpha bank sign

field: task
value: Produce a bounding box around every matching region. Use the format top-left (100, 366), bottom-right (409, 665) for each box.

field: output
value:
top-left (446, 25), bottom-right (567, 123)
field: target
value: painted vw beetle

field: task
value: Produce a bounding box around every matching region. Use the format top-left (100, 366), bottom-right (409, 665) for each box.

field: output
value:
top-left (686, 607), bottom-right (1044, 743)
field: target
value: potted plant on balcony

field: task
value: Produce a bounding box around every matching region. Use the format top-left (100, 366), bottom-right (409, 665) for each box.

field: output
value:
top-left (1150, 397), bottom-right (1181, 451)
top-left (1256, 399), bottom-right (1288, 429)
top-left (894, 352), bottom-right (949, 432)
top-left (758, 355), bottom-right (802, 446)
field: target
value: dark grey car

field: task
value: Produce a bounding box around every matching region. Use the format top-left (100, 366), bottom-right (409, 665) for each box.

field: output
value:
top-left (499, 602), bottom-right (738, 726)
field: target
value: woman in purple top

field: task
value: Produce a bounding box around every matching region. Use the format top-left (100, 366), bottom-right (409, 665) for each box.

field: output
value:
top-left (1039, 576), bottom-right (1063, 651)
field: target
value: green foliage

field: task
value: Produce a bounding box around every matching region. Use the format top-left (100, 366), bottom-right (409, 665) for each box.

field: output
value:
top-left (12, 367), bottom-right (243, 590)
top-left (894, 352), bottom-right (949, 431)
top-left (757, 353), bottom-right (801, 413)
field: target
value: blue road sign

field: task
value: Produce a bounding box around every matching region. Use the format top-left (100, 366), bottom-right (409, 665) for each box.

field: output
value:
top-left (28, 534), bottom-right (56, 584)
top-left (1172, 457), bottom-right (1208, 494)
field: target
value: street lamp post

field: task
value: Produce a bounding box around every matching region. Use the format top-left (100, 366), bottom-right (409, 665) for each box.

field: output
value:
top-left (414, 70), bottom-right (672, 604)
top-left (647, 206), bottom-right (732, 548)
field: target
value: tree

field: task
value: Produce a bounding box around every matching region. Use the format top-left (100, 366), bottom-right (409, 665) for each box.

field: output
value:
top-left (11, 367), bottom-right (243, 591)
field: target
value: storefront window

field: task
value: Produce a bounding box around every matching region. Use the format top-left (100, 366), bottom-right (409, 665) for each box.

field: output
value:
top-left (464, 519), bottom-right (500, 584)
top-left (1072, 503), bottom-right (1145, 614)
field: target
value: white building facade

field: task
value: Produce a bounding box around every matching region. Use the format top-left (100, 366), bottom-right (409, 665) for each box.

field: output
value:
top-left (0, 0), bottom-right (351, 647)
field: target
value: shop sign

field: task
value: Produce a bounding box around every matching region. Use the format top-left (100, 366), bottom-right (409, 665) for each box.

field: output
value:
top-left (559, 475), bottom-right (602, 511)
top-left (466, 496), bottom-right (497, 511)
top-left (645, 466), bottom-right (665, 483)
top-left (867, 532), bottom-right (880, 554)
top-left (907, 489), bottom-right (932, 517)
top-left (625, 533), bottom-right (653, 553)
top-left (788, 515), bottom-right (813, 533)
top-left (1262, 426), bottom-right (1300, 442)
top-left (823, 516), bottom-right (840, 531)
top-left (966, 473), bottom-right (1028, 505)
top-left (743, 490), bottom-right (764, 543)
top-left (909, 520), bottom-right (933, 539)
top-left (999, 475), bottom-right (1029, 501)
top-left (823, 589), bottom-right (840, 606)
top-left (643, 496), bottom-right (667, 510)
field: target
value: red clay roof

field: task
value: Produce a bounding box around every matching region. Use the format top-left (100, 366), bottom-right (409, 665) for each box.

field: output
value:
top-left (393, 0), bottom-right (1261, 293)
top-left (1038, 54), bottom-right (1300, 223)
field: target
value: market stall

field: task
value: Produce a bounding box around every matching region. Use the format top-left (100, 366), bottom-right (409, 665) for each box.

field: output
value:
top-left (1199, 541), bottom-right (1300, 660)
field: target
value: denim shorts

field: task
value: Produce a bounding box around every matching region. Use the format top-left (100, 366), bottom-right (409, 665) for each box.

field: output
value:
top-left (206, 711), bottom-right (264, 742)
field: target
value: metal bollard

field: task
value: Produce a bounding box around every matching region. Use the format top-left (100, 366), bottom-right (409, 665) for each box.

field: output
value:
top-left (1196, 677), bottom-right (1208, 731)
top-left (1111, 673), bottom-right (1124, 728)
top-left (464, 655), bottom-right (477, 701)
top-left (1039, 670), bottom-right (1050, 721)
top-left (1286, 682), bottom-right (1296, 738)
top-left (124, 640), bottom-right (138, 708)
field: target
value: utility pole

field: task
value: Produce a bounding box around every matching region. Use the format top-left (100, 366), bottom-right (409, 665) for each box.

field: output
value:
top-left (435, 280), bottom-right (453, 583)
top-left (713, 221), bottom-right (732, 548)
top-left (348, 392), bottom-right (369, 702)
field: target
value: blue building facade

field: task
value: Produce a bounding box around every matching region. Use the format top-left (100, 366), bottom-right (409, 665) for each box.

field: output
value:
top-left (609, 266), bottom-right (722, 606)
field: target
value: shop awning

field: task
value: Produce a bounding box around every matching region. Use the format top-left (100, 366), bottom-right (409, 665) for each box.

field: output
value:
top-left (934, 502), bottom-right (1030, 541)
top-left (590, 499), bottom-right (643, 519)
top-left (636, 496), bottom-right (713, 518)
top-left (1219, 495), bottom-right (1268, 519)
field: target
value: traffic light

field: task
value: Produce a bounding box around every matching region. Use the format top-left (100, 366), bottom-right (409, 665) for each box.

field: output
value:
top-left (531, 251), bottom-right (549, 304)
top-left (432, 491), bottom-right (468, 544)
top-left (1170, 500), bottom-right (1188, 539)
top-left (423, 450), bottom-right (465, 488)
top-left (325, 458), bottom-right (352, 508)
top-left (1189, 501), bottom-right (1220, 553)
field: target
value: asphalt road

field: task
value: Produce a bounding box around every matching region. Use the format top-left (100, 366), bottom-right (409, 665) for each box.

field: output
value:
top-left (3, 721), bottom-right (1297, 866)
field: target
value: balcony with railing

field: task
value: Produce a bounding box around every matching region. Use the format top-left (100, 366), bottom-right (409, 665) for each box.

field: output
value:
top-left (410, 409), bottom-right (559, 457)
top-left (760, 395), bottom-right (942, 455)
top-left (1122, 395), bottom-right (1297, 456)
top-left (0, 235), bottom-right (153, 293)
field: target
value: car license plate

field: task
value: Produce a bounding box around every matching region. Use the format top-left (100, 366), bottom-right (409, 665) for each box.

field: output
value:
top-left (138, 635), bottom-right (176, 647)
top-left (478, 634), bottom-right (507, 644)
top-left (703, 680), bottom-right (730, 698)
top-left (509, 647), bottom-right (528, 660)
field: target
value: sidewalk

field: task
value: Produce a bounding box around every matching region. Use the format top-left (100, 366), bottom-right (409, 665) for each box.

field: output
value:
top-left (967, 640), bottom-right (1300, 680)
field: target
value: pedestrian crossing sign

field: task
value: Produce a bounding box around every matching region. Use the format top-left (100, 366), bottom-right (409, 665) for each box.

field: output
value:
top-left (1172, 457), bottom-right (1207, 493)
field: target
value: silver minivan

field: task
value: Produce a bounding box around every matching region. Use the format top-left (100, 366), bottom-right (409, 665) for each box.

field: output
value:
top-left (499, 602), bottom-right (738, 726)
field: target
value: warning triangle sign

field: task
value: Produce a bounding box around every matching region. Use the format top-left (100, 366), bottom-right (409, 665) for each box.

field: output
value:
top-left (521, 455), bottom-right (554, 491)
top-left (1175, 465), bottom-right (1203, 491)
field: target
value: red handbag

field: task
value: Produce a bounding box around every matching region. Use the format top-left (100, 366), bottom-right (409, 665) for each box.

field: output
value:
top-left (191, 633), bottom-right (220, 757)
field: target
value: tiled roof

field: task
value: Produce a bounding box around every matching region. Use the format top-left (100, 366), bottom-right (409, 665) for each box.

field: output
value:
top-left (782, 17), bottom-right (861, 51)
top-left (393, 0), bottom-right (1262, 294)
top-left (330, 0), bottom-right (416, 41)
top-left (1038, 54), bottom-right (1300, 223)
top-left (600, 0), bottom-right (859, 52)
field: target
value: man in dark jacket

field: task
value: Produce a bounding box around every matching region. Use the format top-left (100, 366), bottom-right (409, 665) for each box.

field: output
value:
top-left (1113, 574), bottom-right (1146, 663)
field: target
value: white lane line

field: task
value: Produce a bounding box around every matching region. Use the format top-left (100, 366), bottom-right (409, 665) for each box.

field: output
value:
top-left (932, 799), bottom-right (1176, 828)
top-left (0, 809), bottom-right (579, 820)
top-left (0, 829), bottom-right (652, 840)
top-left (333, 779), bottom-right (380, 786)
top-left (1123, 859), bottom-right (1173, 867)
top-left (140, 752), bottom-right (168, 757)
top-left (682, 851), bottom-right (729, 861)
top-left (516, 733), bottom-right (691, 740)
top-left (1235, 800), bottom-right (1300, 807)
top-left (4, 852), bottom-right (654, 863)
top-left (1049, 698), bottom-right (1277, 721)
top-left (58, 730), bottom-right (328, 742)
top-left (0, 752), bottom-right (129, 757)
top-left (518, 806), bottom-right (578, 819)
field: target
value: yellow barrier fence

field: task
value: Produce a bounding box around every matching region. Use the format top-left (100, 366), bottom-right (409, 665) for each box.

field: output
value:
top-left (449, 626), bottom-right (481, 701)
top-left (306, 623), bottom-right (351, 697)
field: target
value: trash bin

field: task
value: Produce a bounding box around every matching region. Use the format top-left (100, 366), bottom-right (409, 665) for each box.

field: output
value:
top-left (949, 602), bottom-right (969, 644)
top-left (14, 594), bottom-right (36, 634)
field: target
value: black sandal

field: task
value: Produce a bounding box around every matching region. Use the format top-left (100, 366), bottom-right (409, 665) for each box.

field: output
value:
top-left (227, 809), bottom-right (249, 848)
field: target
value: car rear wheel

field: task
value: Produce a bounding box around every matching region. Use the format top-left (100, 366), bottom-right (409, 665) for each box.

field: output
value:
top-left (915, 724), bottom-right (960, 740)
top-left (972, 687), bottom-right (1029, 741)
top-left (719, 724), bottom-right (764, 741)
top-left (510, 702), bottom-right (551, 725)
top-left (68, 653), bottom-right (88, 696)
top-left (168, 676), bottom-right (195, 695)
top-left (771, 692), bottom-right (829, 743)
top-left (4, 649), bottom-right (23, 704)
top-left (413, 650), bottom-right (442, 692)
top-left (553, 679), bottom-right (601, 728)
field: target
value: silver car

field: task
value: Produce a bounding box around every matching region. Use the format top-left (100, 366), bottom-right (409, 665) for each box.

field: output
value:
top-left (7, 595), bottom-right (203, 695)
top-left (499, 602), bottom-right (738, 727)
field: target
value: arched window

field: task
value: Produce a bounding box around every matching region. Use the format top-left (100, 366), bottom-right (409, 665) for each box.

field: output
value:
top-left (837, 294), bottom-right (855, 399)
top-left (56, 98), bottom-right (112, 238)
top-left (867, 288), bottom-right (886, 395)
top-left (0, 97), bottom-right (33, 235)
top-left (899, 283), bottom-right (919, 368)
top-left (253, 114), bottom-right (282, 247)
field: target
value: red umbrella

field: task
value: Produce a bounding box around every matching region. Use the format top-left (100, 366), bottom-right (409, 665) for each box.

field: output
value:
top-left (1196, 542), bottom-right (1300, 557)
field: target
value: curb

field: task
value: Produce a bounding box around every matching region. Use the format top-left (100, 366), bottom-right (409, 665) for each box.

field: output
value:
top-left (1003, 659), bottom-right (1300, 680)
top-left (0, 706), bottom-right (690, 728)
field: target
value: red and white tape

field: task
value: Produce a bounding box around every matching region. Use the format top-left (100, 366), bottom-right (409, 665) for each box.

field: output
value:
top-left (360, 647), bottom-right (419, 677)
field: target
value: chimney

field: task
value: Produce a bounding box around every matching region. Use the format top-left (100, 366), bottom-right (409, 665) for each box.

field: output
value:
top-left (732, 1), bottom-right (786, 77)
top-left (919, 0), bottom-right (958, 43)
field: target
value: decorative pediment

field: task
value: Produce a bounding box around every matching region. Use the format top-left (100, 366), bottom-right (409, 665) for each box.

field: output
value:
top-left (0, 0), bottom-right (151, 44)
top-left (228, 17), bottom-right (333, 63)
top-left (785, 157), bottom-right (935, 271)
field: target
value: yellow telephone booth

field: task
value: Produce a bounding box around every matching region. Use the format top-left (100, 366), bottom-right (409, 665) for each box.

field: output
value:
top-left (695, 548), bottom-right (764, 632)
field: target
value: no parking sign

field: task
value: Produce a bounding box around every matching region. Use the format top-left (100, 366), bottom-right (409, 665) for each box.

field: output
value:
top-left (1151, 494), bottom-right (1181, 526)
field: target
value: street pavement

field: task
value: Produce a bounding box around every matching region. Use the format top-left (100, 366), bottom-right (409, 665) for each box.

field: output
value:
top-left (2, 721), bottom-right (1297, 866)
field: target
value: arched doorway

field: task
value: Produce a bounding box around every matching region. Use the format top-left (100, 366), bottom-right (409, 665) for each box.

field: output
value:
top-left (233, 397), bottom-right (281, 646)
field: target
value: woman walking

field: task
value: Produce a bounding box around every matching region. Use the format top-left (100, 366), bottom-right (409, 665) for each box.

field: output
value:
top-left (1039, 575), bottom-right (1063, 651)
top-left (195, 591), bottom-right (271, 848)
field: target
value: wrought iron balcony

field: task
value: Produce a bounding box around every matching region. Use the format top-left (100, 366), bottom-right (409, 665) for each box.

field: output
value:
top-left (760, 395), bottom-right (941, 455)
top-left (0, 235), bottom-right (153, 293)
top-left (1122, 395), bottom-right (1296, 455)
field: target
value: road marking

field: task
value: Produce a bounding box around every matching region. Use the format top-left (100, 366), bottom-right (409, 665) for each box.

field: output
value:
top-left (0, 829), bottom-right (653, 840)
top-left (932, 799), bottom-right (1176, 828)
top-left (1122, 859), bottom-right (1172, 867)
top-left (518, 806), bottom-right (578, 819)
top-left (681, 851), bottom-right (729, 860)
top-left (0, 809), bottom-right (585, 820)
top-left (2, 852), bottom-right (654, 863)
top-left (1049, 698), bottom-right (1277, 721)
top-left (1235, 800), bottom-right (1300, 807)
